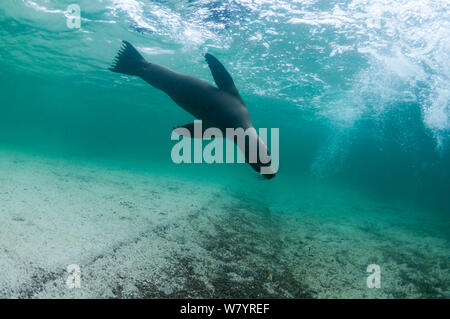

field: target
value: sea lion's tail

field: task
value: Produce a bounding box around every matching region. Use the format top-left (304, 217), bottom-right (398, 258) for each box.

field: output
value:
top-left (109, 41), bottom-right (147, 76)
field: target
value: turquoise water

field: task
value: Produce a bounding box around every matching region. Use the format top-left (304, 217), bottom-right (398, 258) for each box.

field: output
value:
top-left (0, 0), bottom-right (449, 298)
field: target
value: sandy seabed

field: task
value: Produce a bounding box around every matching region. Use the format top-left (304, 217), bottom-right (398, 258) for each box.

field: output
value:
top-left (0, 150), bottom-right (448, 299)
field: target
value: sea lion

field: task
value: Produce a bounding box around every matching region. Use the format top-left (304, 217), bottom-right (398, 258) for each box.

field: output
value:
top-left (109, 41), bottom-right (276, 178)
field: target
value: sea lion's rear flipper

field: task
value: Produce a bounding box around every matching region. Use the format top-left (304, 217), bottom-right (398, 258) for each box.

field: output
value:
top-left (109, 41), bottom-right (147, 76)
top-left (205, 53), bottom-right (244, 104)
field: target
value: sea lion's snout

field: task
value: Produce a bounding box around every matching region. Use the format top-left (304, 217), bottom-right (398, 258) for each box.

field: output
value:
top-left (261, 162), bottom-right (277, 179)
top-left (263, 172), bottom-right (276, 179)
top-left (248, 159), bottom-right (277, 179)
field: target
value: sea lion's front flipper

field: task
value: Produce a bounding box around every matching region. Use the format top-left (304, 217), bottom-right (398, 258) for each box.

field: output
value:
top-left (174, 123), bottom-right (195, 138)
top-left (205, 53), bottom-right (244, 104)
top-left (173, 122), bottom-right (203, 138)
top-left (173, 122), bottom-right (221, 138)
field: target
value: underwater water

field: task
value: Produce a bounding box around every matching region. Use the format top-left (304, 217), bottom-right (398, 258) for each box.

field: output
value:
top-left (0, 0), bottom-right (449, 298)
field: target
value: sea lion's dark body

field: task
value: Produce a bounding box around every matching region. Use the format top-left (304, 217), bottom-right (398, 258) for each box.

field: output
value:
top-left (138, 62), bottom-right (252, 131)
top-left (109, 41), bottom-right (275, 178)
